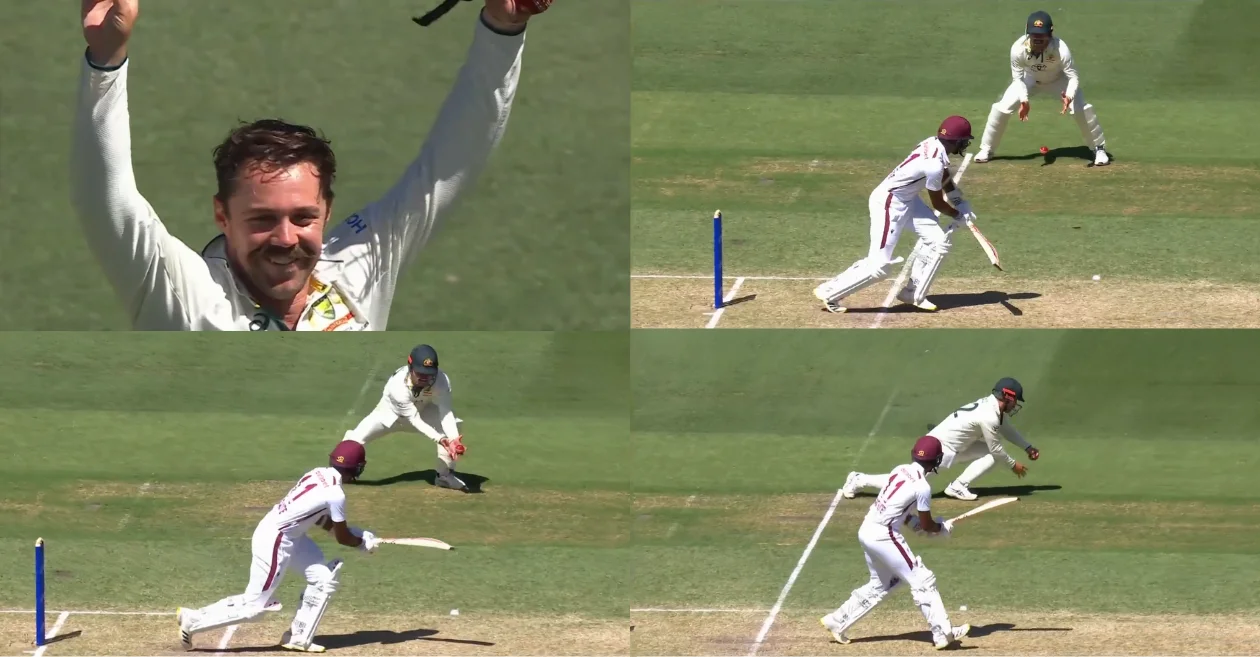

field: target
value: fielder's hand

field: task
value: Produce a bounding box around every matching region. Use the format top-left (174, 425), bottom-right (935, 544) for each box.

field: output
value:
top-left (1026, 446), bottom-right (1040, 461)
top-left (82, 0), bottom-right (138, 68)
top-left (359, 530), bottom-right (382, 553)
top-left (440, 436), bottom-right (466, 460)
top-left (1012, 462), bottom-right (1029, 478)
top-left (1018, 101), bottom-right (1030, 121)
top-left (1060, 93), bottom-right (1072, 115)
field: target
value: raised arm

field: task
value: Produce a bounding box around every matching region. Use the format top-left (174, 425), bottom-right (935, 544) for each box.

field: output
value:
top-left (325, 7), bottom-right (531, 292)
top-left (72, 0), bottom-right (216, 329)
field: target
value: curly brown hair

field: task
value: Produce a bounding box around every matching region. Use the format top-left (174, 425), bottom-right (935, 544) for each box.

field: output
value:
top-left (212, 119), bottom-right (337, 205)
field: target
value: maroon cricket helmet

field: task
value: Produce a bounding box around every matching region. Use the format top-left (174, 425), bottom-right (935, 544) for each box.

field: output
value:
top-left (329, 440), bottom-right (367, 480)
top-left (937, 116), bottom-right (974, 141)
top-left (911, 435), bottom-right (945, 472)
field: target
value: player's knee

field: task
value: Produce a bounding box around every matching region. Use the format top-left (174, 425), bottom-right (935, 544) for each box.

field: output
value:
top-left (304, 564), bottom-right (340, 594)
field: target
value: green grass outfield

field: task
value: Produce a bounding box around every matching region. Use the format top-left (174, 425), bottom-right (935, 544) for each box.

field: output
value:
top-left (631, 0), bottom-right (1260, 328)
top-left (0, 332), bottom-right (629, 654)
top-left (629, 329), bottom-right (1260, 653)
top-left (1, 0), bottom-right (628, 331)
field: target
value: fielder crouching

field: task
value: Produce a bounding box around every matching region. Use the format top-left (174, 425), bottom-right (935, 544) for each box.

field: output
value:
top-left (342, 344), bottom-right (470, 492)
top-left (975, 10), bottom-right (1111, 166)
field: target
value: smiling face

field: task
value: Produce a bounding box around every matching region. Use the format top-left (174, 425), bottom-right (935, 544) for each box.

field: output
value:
top-left (211, 119), bottom-right (338, 305)
top-left (214, 162), bottom-right (329, 302)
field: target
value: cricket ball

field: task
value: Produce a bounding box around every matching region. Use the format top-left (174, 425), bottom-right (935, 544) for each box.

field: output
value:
top-left (1039, 146), bottom-right (1050, 155)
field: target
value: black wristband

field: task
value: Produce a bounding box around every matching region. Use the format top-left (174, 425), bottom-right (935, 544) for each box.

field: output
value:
top-left (84, 47), bottom-right (127, 72)
top-left (480, 9), bottom-right (527, 36)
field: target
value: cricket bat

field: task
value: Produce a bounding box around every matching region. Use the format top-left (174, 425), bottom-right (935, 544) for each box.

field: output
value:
top-left (381, 537), bottom-right (455, 551)
top-left (936, 152), bottom-right (1003, 271)
top-left (947, 496), bottom-right (1019, 525)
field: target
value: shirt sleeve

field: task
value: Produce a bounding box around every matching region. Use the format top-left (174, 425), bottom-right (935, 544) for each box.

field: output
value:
top-left (326, 488), bottom-right (347, 523)
top-left (915, 483), bottom-right (933, 513)
top-left (997, 422), bottom-right (1033, 450)
top-left (322, 13), bottom-right (525, 301)
top-left (982, 418), bottom-right (1018, 468)
top-left (436, 375), bottom-right (461, 438)
top-left (1010, 41), bottom-right (1032, 103)
top-left (924, 160), bottom-right (945, 191)
top-left (70, 53), bottom-right (224, 330)
top-left (1058, 39), bottom-right (1080, 99)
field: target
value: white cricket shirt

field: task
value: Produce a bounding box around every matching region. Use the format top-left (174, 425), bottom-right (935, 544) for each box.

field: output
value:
top-left (70, 16), bottom-right (525, 330)
top-left (863, 461), bottom-right (933, 531)
top-left (375, 366), bottom-right (460, 442)
top-left (928, 394), bottom-right (1033, 469)
top-left (1009, 35), bottom-right (1081, 103)
top-left (874, 138), bottom-right (951, 202)
top-left (260, 467), bottom-right (347, 539)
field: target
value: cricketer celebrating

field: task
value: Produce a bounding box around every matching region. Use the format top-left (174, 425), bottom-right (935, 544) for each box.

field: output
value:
top-left (813, 116), bottom-right (978, 313)
top-left (343, 344), bottom-right (470, 492)
top-left (843, 378), bottom-right (1040, 502)
top-left (975, 11), bottom-right (1111, 167)
top-left (821, 436), bottom-right (971, 650)
top-left (177, 441), bottom-right (382, 653)
top-left (72, 0), bottom-right (550, 331)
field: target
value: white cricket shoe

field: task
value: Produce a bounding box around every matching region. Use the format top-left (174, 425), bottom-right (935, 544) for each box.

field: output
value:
top-left (896, 289), bottom-right (937, 311)
top-left (842, 472), bottom-right (861, 499)
top-left (176, 607), bottom-right (194, 651)
top-left (436, 472), bottom-right (469, 491)
top-left (944, 482), bottom-right (978, 501)
top-left (814, 286), bottom-right (847, 313)
top-left (280, 630), bottom-right (326, 653)
top-left (973, 148), bottom-right (992, 163)
top-left (934, 624), bottom-right (970, 650)
top-left (1094, 147), bottom-right (1111, 166)
top-left (820, 614), bottom-right (850, 644)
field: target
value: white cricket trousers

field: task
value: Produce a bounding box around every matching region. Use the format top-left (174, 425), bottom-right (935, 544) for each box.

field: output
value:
top-left (867, 190), bottom-right (948, 267)
top-left (186, 524), bottom-right (331, 633)
top-left (828, 522), bottom-right (954, 641)
top-left (344, 405), bottom-right (461, 476)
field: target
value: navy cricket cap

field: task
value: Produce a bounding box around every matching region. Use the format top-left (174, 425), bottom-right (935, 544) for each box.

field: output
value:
top-left (408, 344), bottom-right (439, 375)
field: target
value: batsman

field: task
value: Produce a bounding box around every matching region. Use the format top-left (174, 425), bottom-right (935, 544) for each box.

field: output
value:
top-left (177, 441), bottom-right (382, 652)
top-left (975, 10), bottom-right (1111, 166)
top-left (814, 116), bottom-right (978, 313)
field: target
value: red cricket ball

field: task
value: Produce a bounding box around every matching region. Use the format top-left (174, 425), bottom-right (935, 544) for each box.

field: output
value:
top-left (1039, 146), bottom-right (1050, 154)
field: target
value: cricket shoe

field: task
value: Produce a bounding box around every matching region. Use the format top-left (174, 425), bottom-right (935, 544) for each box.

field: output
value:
top-left (813, 287), bottom-right (847, 313)
top-left (973, 149), bottom-right (992, 163)
top-left (934, 624), bottom-right (970, 650)
top-left (1094, 147), bottom-right (1111, 166)
top-left (896, 289), bottom-right (937, 311)
top-left (841, 472), bottom-right (861, 499)
top-left (436, 472), bottom-right (469, 492)
top-left (280, 631), bottom-right (326, 653)
top-left (176, 607), bottom-right (194, 651)
top-left (944, 482), bottom-right (978, 501)
top-left (820, 614), bottom-right (850, 644)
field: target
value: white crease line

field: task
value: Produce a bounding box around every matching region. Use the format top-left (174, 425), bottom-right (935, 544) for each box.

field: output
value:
top-left (216, 624), bottom-right (238, 653)
top-left (32, 611), bottom-right (70, 657)
top-left (874, 260), bottom-right (913, 329)
top-left (633, 608), bottom-right (770, 613)
top-left (705, 277), bottom-right (746, 328)
top-left (634, 274), bottom-right (826, 281)
top-left (0, 610), bottom-right (172, 616)
top-left (341, 357), bottom-right (385, 431)
top-left (747, 387), bottom-right (897, 654)
top-left (748, 488), bottom-right (845, 656)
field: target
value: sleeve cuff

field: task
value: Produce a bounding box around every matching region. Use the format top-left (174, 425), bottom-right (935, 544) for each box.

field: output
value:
top-left (84, 47), bottom-right (127, 72)
top-left (479, 8), bottom-right (528, 36)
